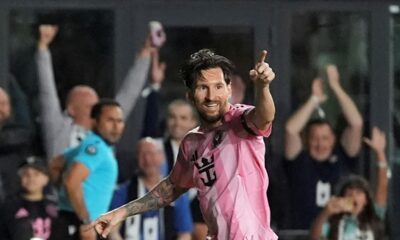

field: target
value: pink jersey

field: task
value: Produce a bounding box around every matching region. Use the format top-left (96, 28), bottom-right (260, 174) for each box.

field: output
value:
top-left (171, 104), bottom-right (278, 240)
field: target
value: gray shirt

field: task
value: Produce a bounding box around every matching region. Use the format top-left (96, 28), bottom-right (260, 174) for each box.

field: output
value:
top-left (36, 49), bottom-right (150, 159)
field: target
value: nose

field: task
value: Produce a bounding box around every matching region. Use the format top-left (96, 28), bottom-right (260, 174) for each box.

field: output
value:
top-left (206, 88), bottom-right (216, 101)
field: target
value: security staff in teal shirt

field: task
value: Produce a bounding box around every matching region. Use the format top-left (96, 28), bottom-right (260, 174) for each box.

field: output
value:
top-left (49, 99), bottom-right (125, 240)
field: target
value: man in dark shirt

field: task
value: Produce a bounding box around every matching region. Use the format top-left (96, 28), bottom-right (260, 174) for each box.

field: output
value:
top-left (284, 65), bottom-right (363, 229)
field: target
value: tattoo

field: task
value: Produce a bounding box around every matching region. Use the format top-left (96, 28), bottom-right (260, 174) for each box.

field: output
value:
top-left (125, 177), bottom-right (178, 217)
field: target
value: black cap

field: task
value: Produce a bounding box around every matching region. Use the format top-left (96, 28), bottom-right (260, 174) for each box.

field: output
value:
top-left (18, 156), bottom-right (49, 176)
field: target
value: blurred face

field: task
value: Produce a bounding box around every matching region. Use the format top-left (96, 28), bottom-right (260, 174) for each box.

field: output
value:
top-left (189, 68), bottom-right (231, 128)
top-left (0, 88), bottom-right (11, 124)
top-left (94, 106), bottom-right (125, 144)
top-left (137, 140), bottom-right (163, 178)
top-left (307, 124), bottom-right (336, 161)
top-left (230, 74), bottom-right (246, 104)
top-left (167, 104), bottom-right (197, 141)
top-left (67, 88), bottom-right (99, 128)
top-left (344, 187), bottom-right (368, 216)
top-left (20, 168), bottom-right (49, 194)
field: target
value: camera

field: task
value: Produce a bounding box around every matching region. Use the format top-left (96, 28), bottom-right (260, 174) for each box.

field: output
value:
top-left (149, 21), bottom-right (166, 48)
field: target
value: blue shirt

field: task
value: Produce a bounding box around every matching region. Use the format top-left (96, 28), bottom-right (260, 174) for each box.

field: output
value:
top-left (110, 178), bottom-right (193, 240)
top-left (59, 131), bottom-right (118, 220)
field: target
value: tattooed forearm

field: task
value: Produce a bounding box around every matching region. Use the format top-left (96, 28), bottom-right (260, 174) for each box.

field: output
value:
top-left (123, 177), bottom-right (181, 217)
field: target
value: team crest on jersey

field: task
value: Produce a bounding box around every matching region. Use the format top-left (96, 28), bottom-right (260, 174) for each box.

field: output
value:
top-left (85, 145), bottom-right (97, 155)
top-left (194, 154), bottom-right (217, 187)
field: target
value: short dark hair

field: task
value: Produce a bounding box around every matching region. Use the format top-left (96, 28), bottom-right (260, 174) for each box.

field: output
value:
top-left (90, 98), bottom-right (121, 120)
top-left (305, 118), bottom-right (334, 137)
top-left (180, 49), bottom-right (235, 90)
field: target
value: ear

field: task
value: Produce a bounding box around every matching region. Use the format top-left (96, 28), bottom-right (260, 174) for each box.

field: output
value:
top-left (227, 82), bottom-right (232, 96)
top-left (43, 175), bottom-right (50, 186)
top-left (66, 104), bottom-right (75, 117)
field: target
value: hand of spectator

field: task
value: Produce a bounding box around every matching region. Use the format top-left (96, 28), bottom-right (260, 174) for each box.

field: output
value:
top-left (364, 127), bottom-right (386, 160)
top-left (80, 224), bottom-right (98, 240)
top-left (38, 24), bottom-right (58, 50)
top-left (87, 208), bottom-right (127, 239)
top-left (139, 34), bottom-right (158, 58)
top-left (249, 50), bottom-right (275, 86)
top-left (311, 77), bottom-right (327, 103)
top-left (151, 50), bottom-right (167, 86)
top-left (325, 196), bottom-right (353, 215)
top-left (326, 64), bottom-right (342, 91)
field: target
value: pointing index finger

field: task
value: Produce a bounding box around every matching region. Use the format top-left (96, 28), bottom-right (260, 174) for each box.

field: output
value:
top-left (258, 50), bottom-right (268, 63)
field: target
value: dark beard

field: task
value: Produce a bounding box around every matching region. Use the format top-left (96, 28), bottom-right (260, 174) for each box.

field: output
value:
top-left (197, 109), bottom-right (223, 125)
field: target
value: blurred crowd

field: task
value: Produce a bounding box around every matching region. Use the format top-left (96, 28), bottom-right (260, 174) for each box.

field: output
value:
top-left (0, 22), bottom-right (390, 240)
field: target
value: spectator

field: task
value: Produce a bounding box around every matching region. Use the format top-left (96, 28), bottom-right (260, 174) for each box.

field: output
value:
top-left (310, 127), bottom-right (388, 239)
top-left (36, 24), bottom-right (154, 159)
top-left (0, 156), bottom-right (58, 240)
top-left (0, 87), bottom-right (34, 200)
top-left (49, 99), bottom-right (125, 240)
top-left (229, 73), bottom-right (247, 105)
top-left (109, 137), bottom-right (193, 240)
top-left (284, 64), bottom-right (363, 229)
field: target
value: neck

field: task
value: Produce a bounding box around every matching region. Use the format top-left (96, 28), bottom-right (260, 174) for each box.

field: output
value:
top-left (23, 192), bottom-right (44, 201)
top-left (74, 118), bottom-right (92, 129)
top-left (200, 119), bottom-right (223, 131)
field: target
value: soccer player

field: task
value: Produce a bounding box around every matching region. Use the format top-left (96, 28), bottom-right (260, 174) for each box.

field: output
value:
top-left (90, 49), bottom-right (278, 240)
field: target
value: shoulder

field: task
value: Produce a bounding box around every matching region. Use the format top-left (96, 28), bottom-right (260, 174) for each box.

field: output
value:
top-left (284, 150), bottom-right (310, 166)
top-left (80, 133), bottom-right (109, 154)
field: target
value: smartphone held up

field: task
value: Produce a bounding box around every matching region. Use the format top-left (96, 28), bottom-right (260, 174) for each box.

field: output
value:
top-left (149, 21), bottom-right (166, 48)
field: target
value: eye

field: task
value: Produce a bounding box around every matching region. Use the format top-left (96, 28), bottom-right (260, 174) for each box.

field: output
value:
top-left (197, 85), bottom-right (207, 91)
top-left (216, 84), bottom-right (224, 89)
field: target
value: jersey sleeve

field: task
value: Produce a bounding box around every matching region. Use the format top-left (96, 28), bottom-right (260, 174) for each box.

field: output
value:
top-left (69, 141), bottom-right (105, 172)
top-left (170, 143), bottom-right (195, 189)
top-left (173, 194), bottom-right (193, 233)
top-left (242, 107), bottom-right (272, 137)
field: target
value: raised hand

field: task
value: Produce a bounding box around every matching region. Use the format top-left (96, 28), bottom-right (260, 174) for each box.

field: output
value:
top-left (249, 50), bottom-right (275, 86)
top-left (325, 197), bottom-right (353, 215)
top-left (364, 127), bottom-right (386, 159)
top-left (38, 24), bottom-right (58, 50)
top-left (311, 78), bottom-right (327, 103)
top-left (326, 64), bottom-right (342, 90)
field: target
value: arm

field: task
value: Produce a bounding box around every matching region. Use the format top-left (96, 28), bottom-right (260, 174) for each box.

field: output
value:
top-left (326, 65), bottom-right (363, 157)
top-left (64, 162), bottom-right (91, 222)
top-left (310, 197), bottom-right (349, 240)
top-left (36, 25), bottom-right (67, 158)
top-left (90, 176), bottom-right (187, 238)
top-left (364, 127), bottom-right (388, 208)
top-left (285, 79), bottom-right (326, 160)
top-left (64, 162), bottom-right (97, 240)
top-left (115, 35), bottom-right (155, 119)
top-left (141, 50), bottom-right (166, 138)
top-left (310, 208), bottom-right (330, 240)
top-left (48, 155), bottom-right (65, 185)
top-left (247, 50), bottom-right (276, 130)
